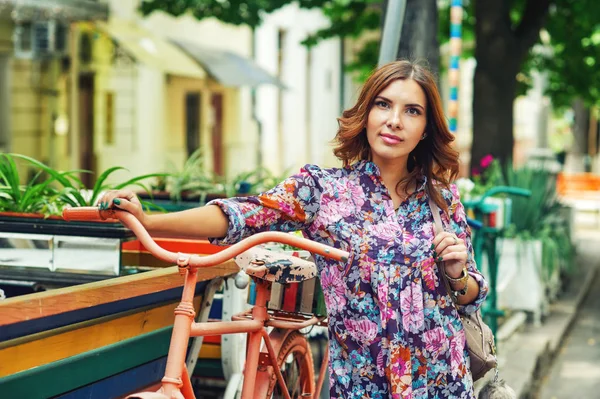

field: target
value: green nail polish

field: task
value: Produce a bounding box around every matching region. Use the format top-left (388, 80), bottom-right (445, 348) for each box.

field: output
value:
top-left (430, 244), bottom-right (434, 249)
top-left (438, 256), bottom-right (443, 261)
top-left (113, 199), bottom-right (121, 205)
top-left (99, 202), bottom-right (104, 210)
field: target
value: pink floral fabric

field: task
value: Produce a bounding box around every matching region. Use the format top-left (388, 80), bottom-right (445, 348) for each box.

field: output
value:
top-left (208, 160), bottom-right (488, 398)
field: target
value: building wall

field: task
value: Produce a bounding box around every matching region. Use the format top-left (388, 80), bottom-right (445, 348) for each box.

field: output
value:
top-left (107, 0), bottom-right (257, 179)
top-left (255, 4), bottom-right (342, 176)
top-left (164, 77), bottom-right (243, 176)
top-left (84, 25), bottom-right (167, 182)
top-left (0, 20), bottom-right (12, 154)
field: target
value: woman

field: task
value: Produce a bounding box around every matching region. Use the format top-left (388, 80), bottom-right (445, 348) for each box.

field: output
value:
top-left (100, 60), bottom-right (488, 398)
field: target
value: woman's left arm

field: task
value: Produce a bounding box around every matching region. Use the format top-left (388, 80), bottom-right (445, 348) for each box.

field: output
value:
top-left (435, 185), bottom-right (489, 314)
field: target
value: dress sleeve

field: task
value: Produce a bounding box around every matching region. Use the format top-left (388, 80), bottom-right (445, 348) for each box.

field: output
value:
top-left (445, 184), bottom-right (489, 315)
top-left (206, 164), bottom-right (322, 245)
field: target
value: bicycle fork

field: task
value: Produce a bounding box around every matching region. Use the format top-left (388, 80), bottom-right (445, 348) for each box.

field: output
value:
top-left (161, 268), bottom-right (200, 399)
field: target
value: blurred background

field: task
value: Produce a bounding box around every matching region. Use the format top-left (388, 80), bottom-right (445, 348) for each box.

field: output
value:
top-left (0, 0), bottom-right (598, 184)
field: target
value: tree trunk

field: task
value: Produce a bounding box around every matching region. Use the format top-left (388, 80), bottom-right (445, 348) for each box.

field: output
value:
top-left (571, 98), bottom-right (589, 155)
top-left (471, 0), bottom-right (551, 170)
top-left (397, 0), bottom-right (440, 75)
top-left (472, 59), bottom-right (519, 169)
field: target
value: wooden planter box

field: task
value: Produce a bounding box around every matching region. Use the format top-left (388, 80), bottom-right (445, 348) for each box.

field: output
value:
top-left (0, 213), bottom-right (136, 291)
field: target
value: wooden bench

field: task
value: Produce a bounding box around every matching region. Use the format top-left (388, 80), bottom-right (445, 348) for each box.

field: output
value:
top-left (0, 260), bottom-right (238, 398)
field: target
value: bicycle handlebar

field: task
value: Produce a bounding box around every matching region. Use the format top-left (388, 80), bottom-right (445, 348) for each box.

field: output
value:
top-left (463, 186), bottom-right (532, 214)
top-left (479, 186), bottom-right (531, 201)
top-left (62, 207), bottom-right (350, 268)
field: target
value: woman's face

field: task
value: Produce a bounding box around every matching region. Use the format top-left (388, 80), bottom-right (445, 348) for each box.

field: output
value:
top-left (366, 78), bottom-right (428, 168)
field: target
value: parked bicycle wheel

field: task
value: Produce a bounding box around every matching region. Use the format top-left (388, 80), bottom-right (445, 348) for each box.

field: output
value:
top-left (269, 332), bottom-right (315, 398)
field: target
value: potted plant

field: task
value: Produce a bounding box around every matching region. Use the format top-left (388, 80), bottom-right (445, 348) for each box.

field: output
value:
top-left (142, 149), bottom-right (292, 211)
top-left (141, 149), bottom-right (218, 211)
top-left (0, 153), bottom-right (163, 238)
top-left (497, 163), bottom-right (574, 324)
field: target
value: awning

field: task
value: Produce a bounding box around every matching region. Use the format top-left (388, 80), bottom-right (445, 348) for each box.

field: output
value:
top-left (4, 0), bottom-right (108, 21)
top-left (172, 40), bottom-right (284, 88)
top-left (96, 20), bottom-right (207, 80)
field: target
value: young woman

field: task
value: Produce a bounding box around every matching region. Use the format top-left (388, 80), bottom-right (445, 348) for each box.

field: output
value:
top-left (100, 60), bottom-right (488, 398)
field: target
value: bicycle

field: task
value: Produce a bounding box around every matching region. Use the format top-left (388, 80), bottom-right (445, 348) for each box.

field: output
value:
top-left (462, 186), bottom-right (531, 336)
top-left (62, 206), bottom-right (349, 399)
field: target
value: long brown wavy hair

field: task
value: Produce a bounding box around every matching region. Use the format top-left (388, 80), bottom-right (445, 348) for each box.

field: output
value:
top-left (333, 60), bottom-right (459, 211)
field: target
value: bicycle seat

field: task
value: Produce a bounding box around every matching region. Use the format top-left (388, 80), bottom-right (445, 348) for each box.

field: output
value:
top-left (234, 247), bottom-right (318, 284)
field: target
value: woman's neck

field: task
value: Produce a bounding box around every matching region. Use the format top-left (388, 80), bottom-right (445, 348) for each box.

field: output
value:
top-left (373, 158), bottom-right (409, 187)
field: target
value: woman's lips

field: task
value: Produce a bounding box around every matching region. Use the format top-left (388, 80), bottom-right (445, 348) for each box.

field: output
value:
top-left (380, 133), bottom-right (402, 145)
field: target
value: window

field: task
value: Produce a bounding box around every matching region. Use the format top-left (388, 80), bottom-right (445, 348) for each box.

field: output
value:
top-left (185, 92), bottom-right (201, 157)
top-left (105, 92), bottom-right (114, 145)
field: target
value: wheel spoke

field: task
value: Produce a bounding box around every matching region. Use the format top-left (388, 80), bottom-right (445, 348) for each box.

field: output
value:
top-left (267, 333), bottom-right (315, 399)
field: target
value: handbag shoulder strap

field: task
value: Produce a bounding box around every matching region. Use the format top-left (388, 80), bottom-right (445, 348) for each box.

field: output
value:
top-left (428, 197), bottom-right (444, 235)
top-left (429, 196), bottom-right (459, 304)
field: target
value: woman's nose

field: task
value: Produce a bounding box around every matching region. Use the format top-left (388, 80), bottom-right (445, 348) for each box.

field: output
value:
top-left (387, 110), bottom-right (402, 130)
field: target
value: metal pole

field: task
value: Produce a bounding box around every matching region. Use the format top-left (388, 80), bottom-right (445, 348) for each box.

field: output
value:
top-left (448, 0), bottom-right (463, 134)
top-left (377, 0), bottom-right (407, 67)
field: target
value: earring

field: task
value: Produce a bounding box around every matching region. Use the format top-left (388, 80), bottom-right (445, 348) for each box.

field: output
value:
top-left (421, 132), bottom-right (428, 140)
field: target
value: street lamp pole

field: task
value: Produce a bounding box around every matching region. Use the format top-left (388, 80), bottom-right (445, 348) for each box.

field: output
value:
top-left (377, 0), bottom-right (407, 67)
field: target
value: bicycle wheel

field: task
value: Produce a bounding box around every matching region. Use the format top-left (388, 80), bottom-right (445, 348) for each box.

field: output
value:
top-left (268, 332), bottom-right (315, 399)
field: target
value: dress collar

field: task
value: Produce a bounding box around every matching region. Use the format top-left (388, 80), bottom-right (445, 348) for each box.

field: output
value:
top-left (350, 160), bottom-right (428, 193)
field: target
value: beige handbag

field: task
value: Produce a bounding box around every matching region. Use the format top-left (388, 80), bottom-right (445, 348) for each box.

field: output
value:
top-left (429, 198), bottom-right (497, 382)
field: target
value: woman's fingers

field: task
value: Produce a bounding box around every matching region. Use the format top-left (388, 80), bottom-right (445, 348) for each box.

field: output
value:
top-left (110, 198), bottom-right (137, 214)
top-left (97, 190), bottom-right (138, 208)
top-left (436, 250), bottom-right (468, 262)
top-left (95, 190), bottom-right (143, 222)
top-left (432, 232), bottom-right (466, 261)
top-left (432, 232), bottom-right (463, 253)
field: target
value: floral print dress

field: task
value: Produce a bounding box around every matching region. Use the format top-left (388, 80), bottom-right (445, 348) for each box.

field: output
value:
top-left (208, 160), bottom-right (488, 399)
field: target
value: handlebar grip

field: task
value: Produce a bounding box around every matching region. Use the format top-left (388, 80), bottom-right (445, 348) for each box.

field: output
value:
top-left (62, 207), bottom-right (117, 222)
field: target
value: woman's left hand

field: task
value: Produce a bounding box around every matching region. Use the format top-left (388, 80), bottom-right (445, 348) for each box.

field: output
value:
top-left (432, 231), bottom-right (468, 278)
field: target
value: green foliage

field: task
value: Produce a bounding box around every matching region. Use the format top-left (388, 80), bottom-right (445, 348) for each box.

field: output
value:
top-left (301, 1), bottom-right (381, 47)
top-left (0, 154), bottom-right (165, 217)
top-left (469, 155), bottom-right (505, 198)
top-left (345, 39), bottom-right (380, 83)
top-left (139, 0), bottom-right (328, 27)
top-left (0, 154), bottom-right (60, 215)
top-left (527, 0), bottom-right (600, 109)
top-left (158, 149), bottom-right (216, 203)
top-left (218, 166), bottom-right (291, 198)
top-left (153, 149), bottom-right (295, 206)
top-left (503, 165), bottom-right (556, 237)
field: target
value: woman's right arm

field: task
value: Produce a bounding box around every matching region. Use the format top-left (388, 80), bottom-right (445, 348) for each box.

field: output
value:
top-left (143, 205), bottom-right (229, 238)
top-left (98, 190), bottom-right (229, 239)
top-left (98, 164), bottom-right (323, 242)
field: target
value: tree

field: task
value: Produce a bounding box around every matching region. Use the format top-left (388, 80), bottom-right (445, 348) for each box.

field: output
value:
top-left (469, 1), bottom-right (552, 168)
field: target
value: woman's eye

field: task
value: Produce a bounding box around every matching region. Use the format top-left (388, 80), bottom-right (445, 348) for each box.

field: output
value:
top-left (375, 100), bottom-right (389, 108)
top-left (407, 107), bottom-right (421, 115)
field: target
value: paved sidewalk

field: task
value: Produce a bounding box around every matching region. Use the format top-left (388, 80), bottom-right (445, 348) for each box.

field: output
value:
top-left (537, 261), bottom-right (600, 398)
top-left (474, 226), bottom-right (600, 398)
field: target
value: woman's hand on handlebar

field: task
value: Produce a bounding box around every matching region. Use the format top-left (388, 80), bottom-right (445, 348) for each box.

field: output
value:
top-left (97, 190), bottom-right (146, 226)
